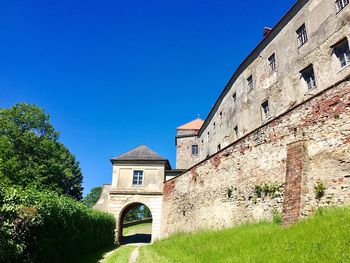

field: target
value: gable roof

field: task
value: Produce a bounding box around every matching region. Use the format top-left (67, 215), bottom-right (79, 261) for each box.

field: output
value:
top-left (112, 145), bottom-right (167, 161)
top-left (177, 118), bottom-right (204, 130)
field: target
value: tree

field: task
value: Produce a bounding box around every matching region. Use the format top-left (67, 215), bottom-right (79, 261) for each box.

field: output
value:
top-left (83, 187), bottom-right (102, 207)
top-left (0, 103), bottom-right (83, 200)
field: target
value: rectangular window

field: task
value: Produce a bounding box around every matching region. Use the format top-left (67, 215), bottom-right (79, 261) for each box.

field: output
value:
top-left (192, 144), bottom-right (199, 155)
top-left (234, 125), bottom-right (238, 138)
top-left (336, 0), bottom-right (349, 12)
top-left (268, 53), bottom-right (277, 74)
top-left (301, 65), bottom-right (316, 90)
top-left (232, 92), bottom-right (237, 106)
top-left (217, 144), bottom-right (221, 151)
top-left (333, 38), bottom-right (350, 68)
top-left (247, 75), bottom-right (253, 92)
top-left (297, 24), bottom-right (308, 47)
top-left (132, 170), bottom-right (143, 185)
top-left (261, 100), bottom-right (270, 121)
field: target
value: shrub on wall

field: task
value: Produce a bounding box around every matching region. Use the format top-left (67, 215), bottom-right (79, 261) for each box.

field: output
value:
top-left (0, 184), bottom-right (115, 263)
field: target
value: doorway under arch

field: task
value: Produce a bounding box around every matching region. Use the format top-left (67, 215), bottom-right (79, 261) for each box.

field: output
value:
top-left (118, 202), bottom-right (153, 244)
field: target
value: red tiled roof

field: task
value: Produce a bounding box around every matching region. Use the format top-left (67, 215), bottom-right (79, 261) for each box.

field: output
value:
top-left (177, 118), bottom-right (204, 130)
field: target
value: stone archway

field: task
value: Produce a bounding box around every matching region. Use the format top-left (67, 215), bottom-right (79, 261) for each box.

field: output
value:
top-left (118, 202), bottom-right (153, 244)
top-left (112, 194), bottom-right (163, 244)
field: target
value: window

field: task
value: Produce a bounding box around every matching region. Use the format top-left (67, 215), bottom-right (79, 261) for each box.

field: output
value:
top-left (296, 24), bottom-right (308, 47)
top-left (220, 111), bottom-right (223, 118)
top-left (333, 38), bottom-right (350, 68)
top-left (232, 92), bottom-right (237, 106)
top-left (207, 131), bottom-right (210, 141)
top-left (217, 144), bottom-right (221, 151)
top-left (234, 125), bottom-right (238, 138)
top-left (133, 170), bottom-right (143, 185)
top-left (247, 75), bottom-right (254, 92)
top-left (268, 53), bottom-right (277, 74)
top-left (301, 65), bottom-right (316, 90)
top-left (261, 100), bottom-right (270, 121)
top-left (336, 0), bottom-right (349, 12)
top-left (192, 144), bottom-right (199, 155)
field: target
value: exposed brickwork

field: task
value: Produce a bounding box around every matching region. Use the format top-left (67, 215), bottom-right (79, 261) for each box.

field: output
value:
top-left (282, 141), bottom-right (306, 225)
top-left (161, 79), bottom-right (350, 239)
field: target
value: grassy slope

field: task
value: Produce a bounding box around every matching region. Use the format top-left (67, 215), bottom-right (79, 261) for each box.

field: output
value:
top-left (123, 222), bottom-right (152, 236)
top-left (138, 207), bottom-right (350, 263)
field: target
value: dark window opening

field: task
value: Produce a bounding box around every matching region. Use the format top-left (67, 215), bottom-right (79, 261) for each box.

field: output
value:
top-left (301, 65), bottom-right (316, 90)
top-left (336, 0), bottom-right (349, 12)
top-left (132, 170), bottom-right (143, 185)
top-left (247, 75), bottom-right (254, 92)
top-left (192, 145), bottom-right (199, 155)
top-left (333, 38), bottom-right (350, 68)
top-left (234, 126), bottom-right (238, 138)
top-left (217, 144), bottom-right (221, 151)
top-left (268, 53), bottom-right (277, 73)
top-left (261, 100), bottom-right (270, 121)
top-left (297, 24), bottom-right (308, 47)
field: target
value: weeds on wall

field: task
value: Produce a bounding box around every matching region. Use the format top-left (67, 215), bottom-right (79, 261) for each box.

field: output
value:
top-left (314, 182), bottom-right (326, 200)
top-left (272, 209), bottom-right (282, 225)
top-left (254, 183), bottom-right (284, 199)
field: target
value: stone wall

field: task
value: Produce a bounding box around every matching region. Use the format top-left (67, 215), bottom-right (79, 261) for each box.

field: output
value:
top-left (161, 77), bottom-right (350, 238)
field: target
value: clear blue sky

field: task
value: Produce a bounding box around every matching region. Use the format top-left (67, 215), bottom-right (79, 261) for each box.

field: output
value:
top-left (0, 0), bottom-right (295, 196)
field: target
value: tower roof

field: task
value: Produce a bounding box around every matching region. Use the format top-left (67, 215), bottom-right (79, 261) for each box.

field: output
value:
top-left (111, 145), bottom-right (167, 161)
top-left (177, 118), bottom-right (204, 130)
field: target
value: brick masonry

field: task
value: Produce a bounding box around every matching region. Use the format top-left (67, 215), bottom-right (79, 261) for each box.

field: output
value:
top-left (282, 141), bottom-right (305, 225)
top-left (160, 77), bottom-right (350, 238)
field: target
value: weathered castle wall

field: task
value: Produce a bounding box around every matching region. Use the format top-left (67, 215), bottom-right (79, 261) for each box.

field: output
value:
top-left (161, 77), bottom-right (350, 238)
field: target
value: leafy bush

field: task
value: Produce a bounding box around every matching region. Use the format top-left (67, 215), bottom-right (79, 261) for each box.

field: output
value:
top-left (83, 186), bottom-right (102, 207)
top-left (314, 182), bottom-right (326, 200)
top-left (0, 184), bottom-right (115, 263)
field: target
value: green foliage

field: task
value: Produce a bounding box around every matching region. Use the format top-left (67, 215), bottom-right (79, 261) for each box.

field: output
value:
top-left (0, 185), bottom-right (115, 263)
top-left (138, 207), bottom-right (350, 263)
top-left (254, 182), bottom-right (283, 198)
top-left (272, 209), bottom-right (282, 225)
top-left (83, 187), bottom-right (102, 207)
top-left (0, 103), bottom-right (83, 200)
top-left (123, 205), bottom-right (152, 223)
top-left (314, 182), bottom-right (326, 200)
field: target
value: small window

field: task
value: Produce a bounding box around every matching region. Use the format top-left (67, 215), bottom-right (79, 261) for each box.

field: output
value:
top-left (301, 65), bottom-right (316, 90)
top-left (296, 24), bottom-right (308, 47)
top-left (261, 100), bottom-right (270, 121)
top-left (268, 53), bottom-right (277, 74)
top-left (234, 125), bottom-right (238, 138)
top-left (232, 92), bottom-right (237, 106)
top-left (335, 0), bottom-right (349, 12)
top-left (192, 145), bottom-right (199, 155)
top-left (217, 144), bottom-right (221, 151)
top-left (213, 122), bottom-right (216, 128)
top-left (247, 75), bottom-right (253, 92)
top-left (333, 38), bottom-right (350, 68)
top-left (207, 131), bottom-right (210, 141)
top-left (133, 170), bottom-right (143, 185)
top-left (220, 111), bottom-right (223, 118)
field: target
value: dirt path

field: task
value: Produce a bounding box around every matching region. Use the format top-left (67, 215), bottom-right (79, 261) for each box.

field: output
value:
top-left (128, 246), bottom-right (140, 263)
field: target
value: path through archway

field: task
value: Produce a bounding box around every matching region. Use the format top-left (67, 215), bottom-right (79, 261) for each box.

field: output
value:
top-left (118, 202), bottom-right (153, 245)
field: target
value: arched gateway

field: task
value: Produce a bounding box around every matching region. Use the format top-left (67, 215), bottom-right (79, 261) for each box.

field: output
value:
top-left (94, 145), bottom-right (175, 243)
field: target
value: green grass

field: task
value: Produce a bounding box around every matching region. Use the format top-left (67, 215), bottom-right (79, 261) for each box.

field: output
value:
top-left (77, 245), bottom-right (133, 263)
top-left (101, 246), bottom-right (134, 263)
top-left (123, 222), bottom-right (152, 235)
top-left (138, 207), bottom-right (350, 263)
